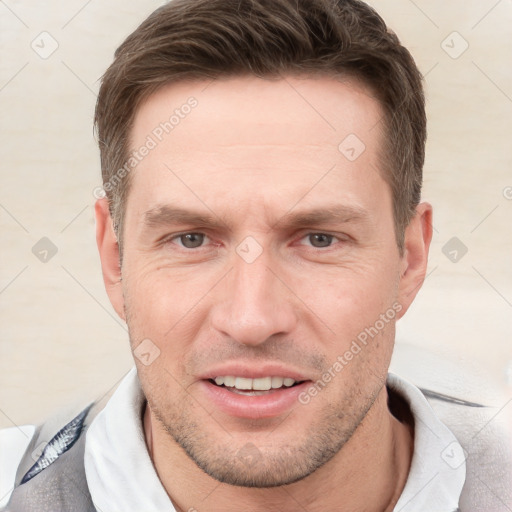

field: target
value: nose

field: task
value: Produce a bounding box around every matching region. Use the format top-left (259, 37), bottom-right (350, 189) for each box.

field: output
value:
top-left (210, 251), bottom-right (297, 346)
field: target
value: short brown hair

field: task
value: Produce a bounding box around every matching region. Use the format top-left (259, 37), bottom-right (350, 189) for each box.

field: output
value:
top-left (95, 0), bottom-right (426, 255)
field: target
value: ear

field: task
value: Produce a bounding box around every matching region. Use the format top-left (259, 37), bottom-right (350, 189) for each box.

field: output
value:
top-left (396, 202), bottom-right (433, 319)
top-left (95, 198), bottom-right (126, 321)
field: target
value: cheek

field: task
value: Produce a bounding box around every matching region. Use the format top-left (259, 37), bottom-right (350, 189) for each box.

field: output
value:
top-left (122, 261), bottom-right (216, 353)
top-left (303, 271), bottom-right (398, 402)
top-left (293, 256), bottom-right (399, 332)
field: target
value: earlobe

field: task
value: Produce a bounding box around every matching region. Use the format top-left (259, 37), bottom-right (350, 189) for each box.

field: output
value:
top-left (95, 198), bottom-right (126, 321)
top-left (396, 202), bottom-right (433, 319)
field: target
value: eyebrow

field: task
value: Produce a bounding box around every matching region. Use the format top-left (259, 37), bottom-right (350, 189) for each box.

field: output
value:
top-left (142, 204), bottom-right (370, 231)
top-left (274, 205), bottom-right (371, 230)
top-left (143, 205), bottom-right (226, 230)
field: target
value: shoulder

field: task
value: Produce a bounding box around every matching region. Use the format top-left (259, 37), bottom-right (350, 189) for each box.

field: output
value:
top-left (391, 343), bottom-right (512, 511)
top-left (424, 390), bottom-right (512, 511)
top-left (1, 401), bottom-right (101, 512)
top-left (0, 425), bottom-right (35, 509)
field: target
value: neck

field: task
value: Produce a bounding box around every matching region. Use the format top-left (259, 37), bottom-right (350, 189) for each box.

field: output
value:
top-left (144, 385), bottom-right (413, 512)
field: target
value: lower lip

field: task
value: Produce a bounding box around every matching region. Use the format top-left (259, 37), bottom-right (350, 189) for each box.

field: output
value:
top-left (200, 380), bottom-right (311, 419)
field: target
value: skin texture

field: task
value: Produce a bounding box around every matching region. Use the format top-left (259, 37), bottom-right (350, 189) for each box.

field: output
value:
top-left (95, 75), bottom-right (432, 511)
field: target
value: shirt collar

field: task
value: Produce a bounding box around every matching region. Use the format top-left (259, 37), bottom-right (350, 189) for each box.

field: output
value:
top-left (84, 368), bottom-right (465, 512)
top-left (388, 372), bottom-right (466, 511)
top-left (84, 367), bottom-right (172, 512)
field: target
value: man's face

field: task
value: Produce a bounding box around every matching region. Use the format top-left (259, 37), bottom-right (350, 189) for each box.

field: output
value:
top-left (119, 75), bottom-right (409, 486)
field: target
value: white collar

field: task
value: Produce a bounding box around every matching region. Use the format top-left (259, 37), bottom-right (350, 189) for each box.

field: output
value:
top-left (84, 368), bottom-right (465, 512)
top-left (388, 373), bottom-right (466, 511)
top-left (84, 368), bottom-right (172, 512)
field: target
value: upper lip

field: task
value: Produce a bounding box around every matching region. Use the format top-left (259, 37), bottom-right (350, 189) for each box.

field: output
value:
top-left (198, 363), bottom-right (312, 382)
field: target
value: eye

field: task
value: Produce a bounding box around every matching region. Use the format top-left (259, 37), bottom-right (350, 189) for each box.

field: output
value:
top-left (302, 233), bottom-right (336, 248)
top-left (174, 232), bottom-right (208, 249)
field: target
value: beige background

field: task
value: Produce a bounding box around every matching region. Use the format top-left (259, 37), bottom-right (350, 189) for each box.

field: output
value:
top-left (0, 0), bottom-right (511, 430)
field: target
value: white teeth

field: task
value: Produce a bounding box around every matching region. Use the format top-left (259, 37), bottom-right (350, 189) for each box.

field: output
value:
top-left (234, 377), bottom-right (252, 390)
top-left (271, 376), bottom-right (284, 388)
top-left (212, 376), bottom-right (298, 391)
top-left (252, 377), bottom-right (272, 391)
top-left (223, 376), bottom-right (236, 387)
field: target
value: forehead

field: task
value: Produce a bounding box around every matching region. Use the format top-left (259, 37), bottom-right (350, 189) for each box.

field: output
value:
top-left (126, 75), bottom-right (388, 223)
top-left (131, 74), bottom-right (382, 151)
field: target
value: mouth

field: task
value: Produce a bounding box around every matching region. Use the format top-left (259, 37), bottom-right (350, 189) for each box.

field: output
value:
top-left (208, 375), bottom-right (306, 396)
top-left (201, 375), bottom-right (312, 419)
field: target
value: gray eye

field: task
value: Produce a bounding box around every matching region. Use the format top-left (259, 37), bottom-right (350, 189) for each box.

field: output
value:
top-left (179, 233), bottom-right (205, 248)
top-left (308, 233), bottom-right (333, 248)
